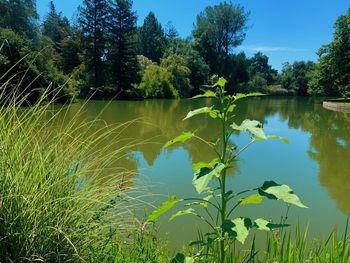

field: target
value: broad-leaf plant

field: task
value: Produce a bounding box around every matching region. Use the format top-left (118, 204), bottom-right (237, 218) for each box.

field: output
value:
top-left (147, 76), bottom-right (307, 263)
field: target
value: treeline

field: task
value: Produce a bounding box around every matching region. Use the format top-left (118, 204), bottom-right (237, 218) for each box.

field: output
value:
top-left (0, 0), bottom-right (349, 102)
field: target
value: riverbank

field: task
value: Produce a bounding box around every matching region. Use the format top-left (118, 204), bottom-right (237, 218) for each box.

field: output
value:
top-left (323, 99), bottom-right (350, 113)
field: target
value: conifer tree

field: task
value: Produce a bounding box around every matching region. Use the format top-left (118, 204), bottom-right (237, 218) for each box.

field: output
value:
top-left (138, 12), bottom-right (166, 62)
top-left (107, 0), bottom-right (138, 97)
top-left (42, 1), bottom-right (71, 47)
top-left (6, 0), bottom-right (38, 38)
top-left (79, 0), bottom-right (109, 90)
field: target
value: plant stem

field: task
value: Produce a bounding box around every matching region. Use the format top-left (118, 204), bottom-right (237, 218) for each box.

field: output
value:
top-left (220, 170), bottom-right (227, 263)
top-left (219, 92), bottom-right (228, 263)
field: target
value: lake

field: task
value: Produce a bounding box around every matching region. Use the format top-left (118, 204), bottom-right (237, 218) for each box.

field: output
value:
top-left (55, 96), bottom-right (350, 250)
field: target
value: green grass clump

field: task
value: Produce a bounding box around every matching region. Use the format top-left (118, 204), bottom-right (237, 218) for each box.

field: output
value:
top-left (0, 86), bottom-right (144, 261)
top-left (183, 221), bottom-right (350, 263)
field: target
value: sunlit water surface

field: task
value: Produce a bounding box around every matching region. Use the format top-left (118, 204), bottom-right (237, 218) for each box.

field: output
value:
top-left (53, 97), bottom-right (350, 250)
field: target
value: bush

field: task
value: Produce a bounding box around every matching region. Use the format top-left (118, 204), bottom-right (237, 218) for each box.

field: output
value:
top-left (247, 73), bottom-right (268, 93)
top-left (161, 54), bottom-right (192, 97)
top-left (139, 65), bottom-right (179, 98)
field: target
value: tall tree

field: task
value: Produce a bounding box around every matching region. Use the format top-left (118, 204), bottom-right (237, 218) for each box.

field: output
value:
top-left (138, 12), bottom-right (166, 62)
top-left (5, 0), bottom-right (38, 38)
top-left (107, 0), bottom-right (138, 97)
top-left (165, 21), bottom-right (178, 41)
top-left (225, 52), bottom-right (249, 90)
top-left (309, 7), bottom-right (350, 96)
top-left (42, 1), bottom-right (71, 47)
top-left (58, 38), bottom-right (81, 74)
top-left (0, 0), bottom-right (9, 28)
top-left (248, 52), bottom-right (277, 85)
top-left (78, 0), bottom-right (109, 90)
top-left (193, 2), bottom-right (249, 74)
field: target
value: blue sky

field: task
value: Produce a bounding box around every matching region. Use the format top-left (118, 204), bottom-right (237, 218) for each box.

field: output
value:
top-left (36, 0), bottom-right (350, 71)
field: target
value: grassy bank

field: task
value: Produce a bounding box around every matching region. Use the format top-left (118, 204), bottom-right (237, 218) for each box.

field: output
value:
top-left (323, 98), bottom-right (350, 113)
top-left (0, 85), bottom-right (165, 261)
top-left (187, 223), bottom-right (350, 263)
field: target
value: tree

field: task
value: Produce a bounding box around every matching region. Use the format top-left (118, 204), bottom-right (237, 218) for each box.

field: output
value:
top-left (0, 28), bottom-right (76, 103)
top-left (57, 38), bottom-right (81, 74)
top-left (309, 7), bottom-right (350, 96)
top-left (165, 21), bottom-right (178, 41)
top-left (161, 54), bottom-right (192, 97)
top-left (0, 0), bottom-right (9, 28)
top-left (78, 0), bottom-right (109, 90)
top-left (248, 52), bottom-right (277, 85)
top-left (281, 61), bottom-right (315, 95)
top-left (138, 12), bottom-right (167, 63)
top-left (193, 2), bottom-right (249, 74)
top-left (164, 39), bottom-right (209, 94)
top-left (222, 52), bottom-right (250, 93)
top-left (107, 0), bottom-right (139, 97)
top-left (42, 1), bottom-right (71, 47)
top-left (5, 0), bottom-right (38, 38)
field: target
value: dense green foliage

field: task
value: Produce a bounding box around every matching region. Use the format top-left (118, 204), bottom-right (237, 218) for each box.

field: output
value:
top-left (138, 64), bottom-right (178, 98)
top-left (160, 54), bottom-right (192, 97)
top-left (0, 1), bottom-right (349, 99)
top-left (193, 2), bottom-right (249, 75)
top-left (138, 12), bottom-right (167, 63)
top-left (308, 7), bottom-right (350, 97)
top-left (281, 61), bottom-right (315, 95)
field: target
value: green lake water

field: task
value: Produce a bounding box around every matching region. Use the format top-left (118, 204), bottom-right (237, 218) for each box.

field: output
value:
top-left (56, 97), bottom-right (350, 250)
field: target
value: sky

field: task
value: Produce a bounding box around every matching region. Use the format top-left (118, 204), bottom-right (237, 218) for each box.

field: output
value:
top-left (36, 0), bottom-right (350, 71)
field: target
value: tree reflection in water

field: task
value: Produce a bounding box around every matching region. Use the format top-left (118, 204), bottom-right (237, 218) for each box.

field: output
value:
top-left (52, 97), bottom-right (350, 216)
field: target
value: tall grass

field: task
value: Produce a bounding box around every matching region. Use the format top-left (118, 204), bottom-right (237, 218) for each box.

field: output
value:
top-left (0, 80), bottom-right (146, 261)
top-left (185, 220), bottom-right (350, 263)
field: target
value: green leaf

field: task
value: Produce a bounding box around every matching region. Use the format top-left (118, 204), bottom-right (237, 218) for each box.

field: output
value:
top-left (253, 135), bottom-right (289, 143)
top-left (184, 107), bottom-right (213, 120)
top-left (240, 194), bottom-right (263, 205)
top-left (234, 93), bottom-right (265, 101)
top-left (147, 195), bottom-right (182, 223)
top-left (171, 253), bottom-right (194, 263)
top-left (192, 163), bottom-right (225, 194)
top-left (192, 158), bottom-right (219, 171)
top-left (209, 109), bottom-right (221, 119)
top-left (163, 132), bottom-right (194, 148)
top-left (227, 104), bottom-right (236, 113)
top-left (254, 218), bottom-right (290, 231)
top-left (259, 181), bottom-right (307, 208)
top-left (213, 77), bottom-right (227, 88)
top-left (221, 218), bottom-right (252, 244)
top-left (169, 208), bottom-right (195, 221)
top-left (231, 120), bottom-right (267, 139)
top-left (192, 90), bottom-right (216, 98)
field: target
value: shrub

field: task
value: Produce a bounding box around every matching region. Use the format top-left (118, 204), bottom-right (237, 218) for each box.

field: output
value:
top-left (161, 54), bottom-right (192, 97)
top-left (139, 65), bottom-right (179, 98)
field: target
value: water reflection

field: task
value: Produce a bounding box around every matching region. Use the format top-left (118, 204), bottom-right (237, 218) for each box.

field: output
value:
top-left (238, 97), bottom-right (350, 215)
top-left (53, 97), bottom-right (350, 218)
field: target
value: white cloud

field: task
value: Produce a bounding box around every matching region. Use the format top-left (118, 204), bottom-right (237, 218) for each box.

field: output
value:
top-left (238, 45), bottom-right (306, 52)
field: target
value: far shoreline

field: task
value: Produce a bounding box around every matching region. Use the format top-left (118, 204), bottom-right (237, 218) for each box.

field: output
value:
top-left (323, 99), bottom-right (350, 113)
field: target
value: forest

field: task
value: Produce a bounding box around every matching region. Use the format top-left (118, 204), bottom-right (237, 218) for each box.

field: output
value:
top-left (1, 0), bottom-right (349, 103)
